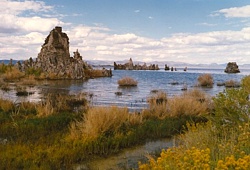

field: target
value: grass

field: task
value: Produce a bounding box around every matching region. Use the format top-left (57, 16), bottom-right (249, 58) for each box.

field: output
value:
top-left (144, 89), bottom-right (211, 119)
top-left (0, 91), bottom-right (207, 169)
top-left (197, 73), bottom-right (214, 87)
top-left (117, 76), bottom-right (138, 86)
top-left (139, 76), bottom-right (250, 170)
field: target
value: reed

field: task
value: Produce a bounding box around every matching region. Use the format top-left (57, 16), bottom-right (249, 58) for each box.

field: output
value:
top-left (117, 76), bottom-right (138, 86)
top-left (69, 106), bottom-right (129, 140)
top-left (197, 73), bottom-right (214, 87)
top-left (2, 66), bottom-right (24, 81)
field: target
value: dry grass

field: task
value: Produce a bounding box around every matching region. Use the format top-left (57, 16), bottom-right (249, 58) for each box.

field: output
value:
top-left (117, 76), bottom-right (138, 86)
top-left (0, 98), bottom-right (15, 112)
top-left (144, 91), bottom-right (169, 119)
top-left (144, 89), bottom-right (211, 119)
top-left (197, 74), bottom-right (214, 87)
top-left (2, 67), bottom-right (24, 82)
top-left (225, 80), bottom-right (240, 88)
top-left (69, 106), bottom-right (129, 140)
top-left (36, 95), bottom-right (55, 117)
top-left (20, 75), bottom-right (37, 86)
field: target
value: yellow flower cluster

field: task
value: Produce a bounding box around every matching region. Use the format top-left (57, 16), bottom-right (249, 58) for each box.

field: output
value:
top-left (139, 147), bottom-right (210, 170)
top-left (216, 154), bottom-right (250, 170)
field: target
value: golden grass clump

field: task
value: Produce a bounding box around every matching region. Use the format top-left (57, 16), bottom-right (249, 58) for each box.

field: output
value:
top-left (20, 75), bottom-right (37, 86)
top-left (0, 98), bottom-right (15, 112)
top-left (167, 90), bottom-right (210, 117)
top-left (143, 91), bottom-right (169, 119)
top-left (225, 80), bottom-right (240, 88)
top-left (69, 106), bottom-right (129, 140)
top-left (2, 67), bottom-right (24, 81)
top-left (36, 97), bottom-right (55, 117)
top-left (197, 73), bottom-right (214, 87)
top-left (117, 76), bottom-right (138, 86)
top-left (144, 89), bottom-right (211, 119)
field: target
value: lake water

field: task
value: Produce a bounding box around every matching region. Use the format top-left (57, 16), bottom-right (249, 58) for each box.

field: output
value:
top-left (1, 68), bottom-right (250, 111)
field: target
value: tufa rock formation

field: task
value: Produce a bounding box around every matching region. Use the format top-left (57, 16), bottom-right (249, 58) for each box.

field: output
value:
top-left (224, 62), bottom-right (240, 73)
top-left (17, 26), bottom-right (112, 79)
top-left (114, 58), bottom-right (159, 70)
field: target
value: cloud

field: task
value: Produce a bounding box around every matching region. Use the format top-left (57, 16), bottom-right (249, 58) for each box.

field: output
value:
top-left (148, 16), bottom-right (153, 20)
top-left (134, 10), bottom-right (140, 13)
top-left (0, 0), bottom-right (62, 34)
top-left (1, 1), bottom-right (250, 65)
top-left (216, 5), bottom-right (250, 18)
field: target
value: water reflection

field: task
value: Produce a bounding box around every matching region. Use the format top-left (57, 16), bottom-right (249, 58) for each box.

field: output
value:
top-left (1, 69), bottom-right (249, 110)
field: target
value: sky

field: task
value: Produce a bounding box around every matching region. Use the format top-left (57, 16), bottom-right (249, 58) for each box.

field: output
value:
top-left (1, 0), bottom-right (250, 64)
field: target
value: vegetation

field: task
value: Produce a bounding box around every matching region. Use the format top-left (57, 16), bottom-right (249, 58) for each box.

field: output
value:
top-left (139, 76), bottom-right (250, 169)
top-left (0, 89), bottom-right (207, 169)
top-left (197, 73), bottom-right (214, 87)
top-left (118, 76), bottom-right (138, 86)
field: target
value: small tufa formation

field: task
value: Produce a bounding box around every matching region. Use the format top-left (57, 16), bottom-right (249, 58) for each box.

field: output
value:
top-left (224, 62), bottom-right (240, 73)
top-left (16, 26), bottom-right (112, 79)
top-left (114, 58), bottom-right (159, 70)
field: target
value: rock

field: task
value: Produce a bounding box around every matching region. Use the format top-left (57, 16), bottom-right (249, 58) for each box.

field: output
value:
top-left (224, 62), bottom-right (240, 73)
top-left (165, 64), bottom-right (170, 71)
top-left (17, 26), bottom-right (111, 79)
top-left (114, 58), bottom-right (159, 70)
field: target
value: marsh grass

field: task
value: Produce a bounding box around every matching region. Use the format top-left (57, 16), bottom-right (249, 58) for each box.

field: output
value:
top-left (118, 76), bottom-right (138, 86)
top-left (197, 73), bottom-right (214, 87)
top-left (144, 89), bottom-right (211, 119)
top-left (2, 66), bottom-right (24, 82)
top-left (0, 98), bottom-right (15, 113)
top-left (140, 77), bottom-right (250, 170)
top-left (69, 106), bottom-right (129, 140)
top-left (225, 79), bottom-right (240, 88)
top-left (20, 75), bottom-right (37, 86)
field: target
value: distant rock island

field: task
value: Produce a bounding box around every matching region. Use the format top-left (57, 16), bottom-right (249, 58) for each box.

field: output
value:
top-left (224, 62), bottom-right (240, 73)
top-left (16, 26), bottom-right (112, 79)
top-left (114, 58), bottom-right (159, 70)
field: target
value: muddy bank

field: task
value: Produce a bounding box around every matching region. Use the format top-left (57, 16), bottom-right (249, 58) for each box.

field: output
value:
top-left (75, 138), bottom-right (174, 170)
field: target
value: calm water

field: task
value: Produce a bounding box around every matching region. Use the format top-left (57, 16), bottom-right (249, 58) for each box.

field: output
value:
top-left (1, 68), bottom-right (250, 111)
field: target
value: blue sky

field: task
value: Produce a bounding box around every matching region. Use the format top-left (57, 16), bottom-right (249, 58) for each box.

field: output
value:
top-left (1, 0), bottom-right (250, 64)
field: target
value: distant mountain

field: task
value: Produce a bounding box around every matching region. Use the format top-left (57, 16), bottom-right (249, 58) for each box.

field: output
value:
top-left (86, 60), bottom-right (229, 69)
top-left (0, 59), bottom-right (22, 65)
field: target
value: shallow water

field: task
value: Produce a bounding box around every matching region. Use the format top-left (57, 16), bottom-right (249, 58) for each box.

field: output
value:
top-left (1, 68), bottom-right (249, 110)
top-left (74, 138), bottom-right (174, 170)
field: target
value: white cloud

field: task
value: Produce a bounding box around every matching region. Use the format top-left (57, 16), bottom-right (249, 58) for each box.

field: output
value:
top-left (1, 1), bottom-right (250, 65)
top-left (216, 5), bottom-right (250, 18)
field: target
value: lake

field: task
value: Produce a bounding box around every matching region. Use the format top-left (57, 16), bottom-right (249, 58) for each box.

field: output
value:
top-left (1, 68), bottom-right (250, 111)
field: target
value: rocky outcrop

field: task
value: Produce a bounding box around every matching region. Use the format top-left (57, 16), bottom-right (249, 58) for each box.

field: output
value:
top-left (224, 62), bottom-right (240, 73)
top-left (114, 58), bottom-right (159, 70)
top-left (17, 26), bottom-right (112, 79)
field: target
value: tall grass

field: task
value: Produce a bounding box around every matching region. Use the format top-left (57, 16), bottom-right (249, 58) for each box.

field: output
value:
top-left (117, 76), bottom-right (138, 86)
top-left (197, 73), bottom-right (214, 87)
top-left (139, 76), bottom-right (250, 170)
top-left (144, 89), bottom-right (211, 119)
top-left (69, 106), bottom-right (129, 140)
top-left (2, 66), bottom-right (24, 81)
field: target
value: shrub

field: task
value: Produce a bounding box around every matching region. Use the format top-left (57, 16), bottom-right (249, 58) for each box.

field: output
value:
top-left (2, 66), bottom-right (24, 81)
top-left (212, 88), bottom-right (250, 126)
top-left (69, 106), bottom-right (129, 140)
top-left (144, 89), bottom-right (211, 119)
top-left (197, 73), bottom-right (213, 87)
top-left (117, 76), bottom-right (138, 86)
top-left (225, 79), bottom-right (240, 88)
top-left (0, 98), bottom-right (15, 113)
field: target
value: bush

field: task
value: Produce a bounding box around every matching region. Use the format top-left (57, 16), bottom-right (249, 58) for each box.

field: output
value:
top-left (2, 66), bottom-right (24, 81)
top-left (117, 76), bottom-right (138, 86)
top-left (197, 73), bottom-right (213, 87)
top-left (69, 106), bottom-right (129, 140)
top-left (225, 79), bottom-right (240, 88)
